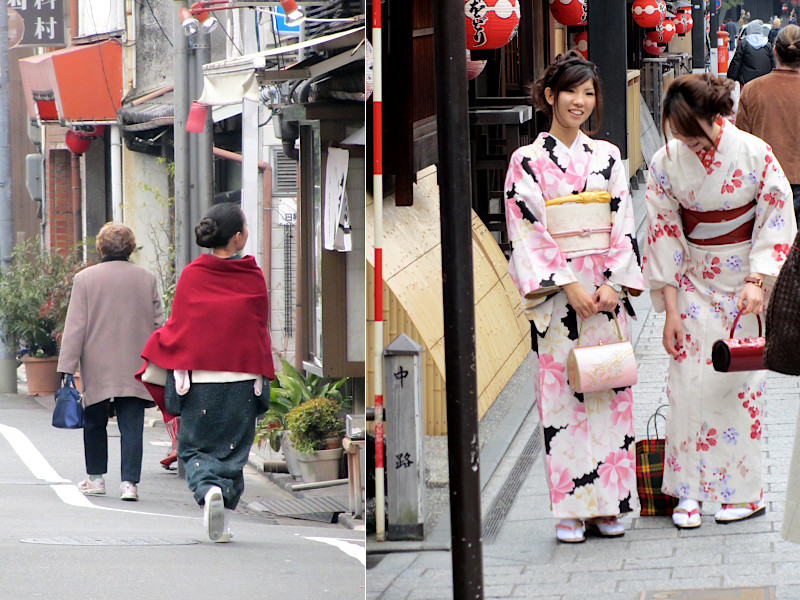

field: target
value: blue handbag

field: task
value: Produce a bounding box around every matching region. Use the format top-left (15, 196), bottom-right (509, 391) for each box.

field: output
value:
top-left (52, 374), bottom-right (85, 429)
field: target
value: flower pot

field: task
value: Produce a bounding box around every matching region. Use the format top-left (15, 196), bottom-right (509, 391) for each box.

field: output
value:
top-left (280, 431), bottom-right (303, 479)
top-left (296, 448), bottom-right (344, 484)
top-left (22, 356), bottom-right (60, 396)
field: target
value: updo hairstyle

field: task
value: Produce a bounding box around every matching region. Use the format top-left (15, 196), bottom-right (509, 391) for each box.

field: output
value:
top-left (529, 50), bottom-right (603, 134)
top-left (195, 202), bottom-right (245, 249)
top-left (96, 222), bottom-right (136, 258)
top-left (661, 73), bottom-right (734, 146)
top-left (775, 24), bottom-right (800, 67)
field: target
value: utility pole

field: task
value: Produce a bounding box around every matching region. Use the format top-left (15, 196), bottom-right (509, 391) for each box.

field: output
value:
top-left (432, 0), bottom-right (484, 597)
top-left (0, 6), bottom-right (19, 393)
top-left (174, 1), bottom-right (191, 273)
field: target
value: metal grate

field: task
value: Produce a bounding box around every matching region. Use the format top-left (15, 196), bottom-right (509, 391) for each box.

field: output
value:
top-left (20, 537), bottom-right (198, 546)
top-left (481, 428), bottom-right (542, 545)
top-left (248, 495), bottom-right (348, 523)
top-left (283, 223), bottom-right (294, 337)
top-left (272, 147), bottom-right (298, 196)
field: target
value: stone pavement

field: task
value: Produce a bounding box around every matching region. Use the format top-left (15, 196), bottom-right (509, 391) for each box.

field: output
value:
top-left (366, 185), bottom-right (800, 599)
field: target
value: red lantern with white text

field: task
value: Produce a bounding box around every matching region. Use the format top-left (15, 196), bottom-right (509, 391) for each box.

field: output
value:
top-left (465, 0), bottom-right (521, 50)
top-left (549, 0), bottom-right (586, 27)
top-left (680, 7), bottom-right (693, 33)
top-left (65, 130), bottom-right (91, 155)
top-left (632, 0), bottom-right (664, 28)
top-left (644, 31), bottom-right (665, 55)
top-left (573, 30), bottom-right (588, 59)
top-left (675, 12), bottom-right (688, 35)
top-left (657, 17), bottom-right (675, 43)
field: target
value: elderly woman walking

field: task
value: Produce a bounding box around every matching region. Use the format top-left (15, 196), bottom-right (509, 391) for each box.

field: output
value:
top-left (58, 223), bottom-right (163, 501)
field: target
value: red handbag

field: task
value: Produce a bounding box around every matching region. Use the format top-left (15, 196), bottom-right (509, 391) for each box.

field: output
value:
top-left (711, 312), bottom-right (765, 372)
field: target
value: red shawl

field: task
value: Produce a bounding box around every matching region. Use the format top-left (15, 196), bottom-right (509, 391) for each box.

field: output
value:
top-left (136, 253), bottom-right (275, 406)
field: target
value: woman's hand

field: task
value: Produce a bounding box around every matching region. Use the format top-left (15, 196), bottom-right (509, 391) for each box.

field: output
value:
top-left (663, 312), bottom-right (684, 358)
top-left (593, 284), bottom-right (619, 313)
top-left (564, 282), bottom-right (598, 320)
top-left (737, 282), bottom-right (765, 316)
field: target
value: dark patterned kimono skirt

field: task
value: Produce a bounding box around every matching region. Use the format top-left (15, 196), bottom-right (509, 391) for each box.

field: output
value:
top-left (165, 372), bottom-right (261, 509)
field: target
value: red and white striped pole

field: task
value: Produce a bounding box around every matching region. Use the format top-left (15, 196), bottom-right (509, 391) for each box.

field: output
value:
top-left (372, 0), bottom-right (385, 542)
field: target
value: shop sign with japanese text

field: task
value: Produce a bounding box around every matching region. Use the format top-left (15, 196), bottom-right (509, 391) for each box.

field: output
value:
top-left (7, 0), bottom-right (65, 48)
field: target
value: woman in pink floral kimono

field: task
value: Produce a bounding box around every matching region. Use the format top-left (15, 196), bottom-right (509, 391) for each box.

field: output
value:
top-left (644, 74), bottom-right (796, 529)
top-left (504, 52), bottom-right (645, 543)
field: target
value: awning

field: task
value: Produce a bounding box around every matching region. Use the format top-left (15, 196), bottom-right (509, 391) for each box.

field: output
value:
top-left (198, 26), bottom-right (365, 106)
top-left (118, 92), bottom-right (174, 132)
top-left (18, 40), bottom-right (122, 123)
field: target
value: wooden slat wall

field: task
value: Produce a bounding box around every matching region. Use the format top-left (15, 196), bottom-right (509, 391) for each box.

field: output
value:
top-left (367, 167), bottom-right (531, 435)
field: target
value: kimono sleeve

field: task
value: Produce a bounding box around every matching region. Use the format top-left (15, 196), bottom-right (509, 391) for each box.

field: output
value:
top-left (602, 144), bottom-right (644, 292)
top-left (504, 147), bottom-right (576, 300)
top-left (642, 156), bottom-right (689, 312)
top-left (750, 149), bottom-right (797, 278)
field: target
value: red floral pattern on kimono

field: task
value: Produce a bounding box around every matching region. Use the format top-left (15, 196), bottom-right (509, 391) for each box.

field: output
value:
top-left (504, 131), bottom-right (644, 519)
top-left (644, 120), bottom-right (796, 503)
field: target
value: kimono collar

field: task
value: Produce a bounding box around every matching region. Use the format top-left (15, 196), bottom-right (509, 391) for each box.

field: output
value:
top-left (695, 117), bottom-right (726, 172)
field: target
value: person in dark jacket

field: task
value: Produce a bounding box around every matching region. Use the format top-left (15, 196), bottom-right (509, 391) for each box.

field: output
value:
top-left (725, 18), bottom-right (739, 51)
top-left (729, 20), bottom-right (776, 87)
top-left (768, 18), bottom-right (782, 45)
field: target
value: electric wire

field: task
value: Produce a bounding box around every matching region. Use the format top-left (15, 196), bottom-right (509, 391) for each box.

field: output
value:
top-left (143, 0), bottom-right (174, 47)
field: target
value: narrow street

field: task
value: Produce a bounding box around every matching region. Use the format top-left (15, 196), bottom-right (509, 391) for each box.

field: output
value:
top-left (0, 393), bottom-right (365, 599)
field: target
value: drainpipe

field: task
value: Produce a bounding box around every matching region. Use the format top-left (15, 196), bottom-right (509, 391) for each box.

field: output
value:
top-left (110, 125), bottom-right (123, 222)
top-left (71, 154), bottom-right (82, 246)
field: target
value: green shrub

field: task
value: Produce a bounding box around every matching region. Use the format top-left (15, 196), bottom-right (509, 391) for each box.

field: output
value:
top-left (285, 397), bottom-right (345, 454)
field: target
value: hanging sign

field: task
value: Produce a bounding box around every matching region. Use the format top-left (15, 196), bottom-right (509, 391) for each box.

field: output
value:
top-left (6, 0), bottom-right (65, 47)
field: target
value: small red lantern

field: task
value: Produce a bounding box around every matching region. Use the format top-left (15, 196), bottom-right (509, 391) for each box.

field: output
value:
top-left (72, 124), bottom-right (106, 139)
top-left (549, 0), bottom-right (587, 27)
top-left (657, 17), bottom-right (675, 43)
top-left (632, 0), bottom-right (664, 28)
top-left (464, 0), bottom-right (520, 51)
top-left (65, 130), bottom-right (92, 155)
top-left (573, 30), bottom-right (588, 59)
top-left (644, 31), bottom-right (665, 55)
top-left (679, 7), bottom-right (693, 33)
top-left (675, 12), bottom-right (688, 35)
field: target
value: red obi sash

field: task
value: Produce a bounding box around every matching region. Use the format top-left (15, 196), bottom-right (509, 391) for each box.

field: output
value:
top-left (680, 201), bottom-right (756, 246)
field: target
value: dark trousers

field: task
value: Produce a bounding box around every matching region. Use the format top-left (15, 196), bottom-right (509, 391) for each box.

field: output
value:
top-left (83, 397), bottom-right (147, 483)
top-left (792, 184), bottom-right (800, 229)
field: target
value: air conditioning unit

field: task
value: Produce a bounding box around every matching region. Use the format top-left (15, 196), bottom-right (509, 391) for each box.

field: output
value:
top-left (25, 154), bottom-right (44, 202)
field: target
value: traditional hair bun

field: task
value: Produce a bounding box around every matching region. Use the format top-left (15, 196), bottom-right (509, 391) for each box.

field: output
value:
top-left (195, 217), bottom-right (222, 248)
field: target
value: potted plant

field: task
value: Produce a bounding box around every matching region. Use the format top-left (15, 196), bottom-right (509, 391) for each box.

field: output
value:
top-left (254, 358), bottom-right (347, 478)
top-left (285, 397), bottom-right (345, 483)
top-left (0, 239), bottom-right (83, 394)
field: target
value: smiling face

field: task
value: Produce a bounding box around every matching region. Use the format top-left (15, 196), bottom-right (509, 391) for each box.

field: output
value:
top-left (668, 116), bottom-right (717, 153)
top-left (545, 78), bottom-right (596, 131)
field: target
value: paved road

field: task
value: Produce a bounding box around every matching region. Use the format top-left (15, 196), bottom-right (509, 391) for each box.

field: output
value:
top-left (0, 393), bottom-right (365, 599)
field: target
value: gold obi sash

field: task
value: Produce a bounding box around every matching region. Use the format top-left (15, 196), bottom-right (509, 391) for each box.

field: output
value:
top-left (545, 191), bottom-right (612, 253)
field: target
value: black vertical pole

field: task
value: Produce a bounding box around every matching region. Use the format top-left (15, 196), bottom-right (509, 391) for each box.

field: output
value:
top-left (432, 0), bottom-right (483, 598)
top-left (692, 1), bottom-right (706, 71)
top-left (588, 0), bottom-right (628, 157)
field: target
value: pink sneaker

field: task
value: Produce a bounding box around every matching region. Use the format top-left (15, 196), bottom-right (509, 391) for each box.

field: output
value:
top-left (77, 476), bottom-right (106, 496)
top-left (120, 481), bottom-right (139, 501)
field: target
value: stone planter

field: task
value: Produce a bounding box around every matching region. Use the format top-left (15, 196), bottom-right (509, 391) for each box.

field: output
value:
top-left (22, 356), bottom-right (60, 396)
top-left (280, 431), bottom-right (303, 479)
top-left (296, 448), bottom-right (344, 484)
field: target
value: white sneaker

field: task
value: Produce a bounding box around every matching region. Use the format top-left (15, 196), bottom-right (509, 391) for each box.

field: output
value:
top-left (213, 510), bottom-right (233, 543)
top-left (203, 486), bottom-right (225, 542)
top-left (555, 519), bottom-right (585, 543)
top-left (586, 516), bottom-right (625, 537)
top-left (77, 476), bottom-right (106, 496)
top-left (120, 481), bottom-right (138, 501)
top-left (715, 497), bottom-right (766, 523)
top-left (672, 498), bottom-right (701, 529)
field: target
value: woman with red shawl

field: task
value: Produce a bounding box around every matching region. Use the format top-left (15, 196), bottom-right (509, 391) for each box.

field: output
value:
top-left (138, 203), bottom-right (274, 542)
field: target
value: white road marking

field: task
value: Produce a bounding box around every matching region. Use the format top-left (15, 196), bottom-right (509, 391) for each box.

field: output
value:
top-left (303, 535), bottom-right (366, 566)
top-left (0, 423), bottom-right (195, 519)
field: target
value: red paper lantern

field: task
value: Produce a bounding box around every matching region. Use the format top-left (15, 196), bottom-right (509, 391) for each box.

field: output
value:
top-left (657, 17), bottom-right (675, 43)
top-left (632, 0), bottom-right (664, 28)
top-left (644, 31), bottom-right (665, 55)
top-left (465, 0), bottom-right (521, 51)
top-left (573, 30), bottom-right (588, 59)
top-left (549, 0), bottom-right (586, 27)
top-left (679, 7), bottom-right (693, 33)
top-left (675, 12), bottom-right (688, 35)
top-left (65, 130), bottom-right (91, 155)
top-left (72, 124), bottom-right (106, 139)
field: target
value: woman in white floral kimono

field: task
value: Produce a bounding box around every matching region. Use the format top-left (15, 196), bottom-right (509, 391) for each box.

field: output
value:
top-left (504, 52), bottom-right (645, 543)
top-left (644, 74), bottom-right (796, 529)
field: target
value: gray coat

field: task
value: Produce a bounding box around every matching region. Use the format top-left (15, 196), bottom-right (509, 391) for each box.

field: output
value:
top-left (57, 260), bottom-right (163, 406)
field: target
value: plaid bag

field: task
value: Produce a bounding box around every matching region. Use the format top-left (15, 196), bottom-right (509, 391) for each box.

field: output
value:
top-left (635, 405), bottom-right (678, 516)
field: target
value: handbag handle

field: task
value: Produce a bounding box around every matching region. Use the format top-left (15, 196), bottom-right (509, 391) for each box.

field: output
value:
top-left (728, 311), bottom-right (762, 338)
top-left (646, 404), bottom-right (668, 441)
top-left (577, 311), bottom-right (624, 347)
top-left (61, 373), bottom-right (77, 390)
